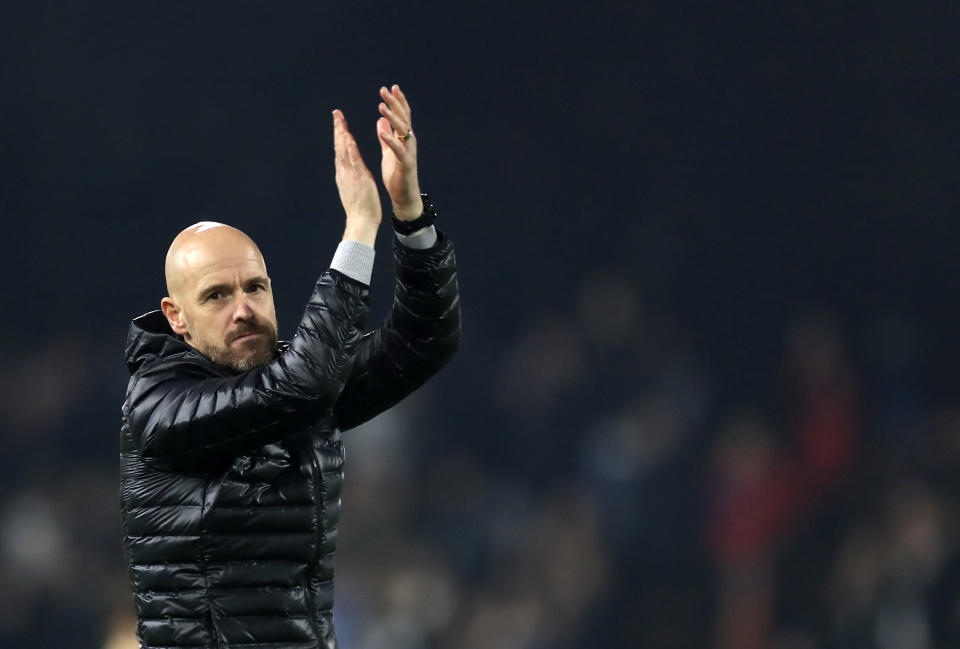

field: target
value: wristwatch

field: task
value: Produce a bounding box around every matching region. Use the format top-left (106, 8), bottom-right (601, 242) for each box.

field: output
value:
top-left (392, 193), bottom-right (437, 235)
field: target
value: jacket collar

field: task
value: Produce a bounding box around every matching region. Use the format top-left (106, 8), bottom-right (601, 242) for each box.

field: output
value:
top-left (124, 310), bottom-right (194, 373)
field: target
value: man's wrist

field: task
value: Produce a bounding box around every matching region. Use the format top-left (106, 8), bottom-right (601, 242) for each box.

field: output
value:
top-left (342, 223), bottom-right (379, 248)
top-left (392, 195), bottom-right (424, 221)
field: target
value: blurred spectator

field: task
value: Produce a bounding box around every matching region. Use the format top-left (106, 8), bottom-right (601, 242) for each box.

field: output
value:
top-left (707, 412), bottom-right (796, 649)
top-left (779, 311), bottom-right (860, 495)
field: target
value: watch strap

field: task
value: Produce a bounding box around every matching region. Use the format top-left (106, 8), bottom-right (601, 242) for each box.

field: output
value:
top-left (392, 193), bottom-right (437, 235)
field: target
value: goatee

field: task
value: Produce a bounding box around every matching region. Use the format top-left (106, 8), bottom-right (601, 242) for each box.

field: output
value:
top-left (199, 324), bottom-right (279, 372)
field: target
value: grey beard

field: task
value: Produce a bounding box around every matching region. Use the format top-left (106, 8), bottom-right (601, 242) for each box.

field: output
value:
top-left (198, 331), bottom-right (279, 373)
top-left (222, 346), bottom-right (277, 372)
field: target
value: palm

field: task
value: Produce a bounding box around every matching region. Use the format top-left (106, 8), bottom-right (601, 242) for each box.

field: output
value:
top-left (381, 147), bottom-right (405, 199)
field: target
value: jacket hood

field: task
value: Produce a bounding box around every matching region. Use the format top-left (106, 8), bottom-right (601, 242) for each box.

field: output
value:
top-left (125, 310), bottom-right (193, 373)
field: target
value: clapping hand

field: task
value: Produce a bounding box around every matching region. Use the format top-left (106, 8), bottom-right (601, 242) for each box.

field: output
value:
top-left (376, 85), bottom-right (423, 221)
top-left (332, 109), bottom-right (381, 246)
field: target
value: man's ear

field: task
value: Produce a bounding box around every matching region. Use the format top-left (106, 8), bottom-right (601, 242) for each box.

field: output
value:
top-left (160, 297), bottom-right (189, 336)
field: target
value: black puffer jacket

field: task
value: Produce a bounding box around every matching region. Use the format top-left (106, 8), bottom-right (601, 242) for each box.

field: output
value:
top-left (120, 233), bottom-right (460, 649)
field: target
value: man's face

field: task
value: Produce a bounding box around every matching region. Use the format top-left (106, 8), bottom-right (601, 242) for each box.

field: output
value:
top-left (162, 225), bottom-right (279, 372)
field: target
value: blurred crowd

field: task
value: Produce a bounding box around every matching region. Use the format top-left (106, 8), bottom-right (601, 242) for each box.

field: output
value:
top-left (1, 265), bottom-right (958, 649)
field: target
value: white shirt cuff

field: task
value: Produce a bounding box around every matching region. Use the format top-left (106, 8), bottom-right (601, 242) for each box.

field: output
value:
top-left (396, 225), bottom-right (438, 250)
top-left (330, 240), bottom-right (375, 285)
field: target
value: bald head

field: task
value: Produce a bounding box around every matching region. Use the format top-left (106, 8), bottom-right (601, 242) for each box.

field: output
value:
top-left (160, 221), bottom-right (279, 372)
top-left (164, 222), bottom-right (266, 300)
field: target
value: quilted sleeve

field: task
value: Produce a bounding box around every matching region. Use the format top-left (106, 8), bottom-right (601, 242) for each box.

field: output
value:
top-left (124, 271), bottom-right (370, 462)
top-left (333, 230), bottom-right (461, 431)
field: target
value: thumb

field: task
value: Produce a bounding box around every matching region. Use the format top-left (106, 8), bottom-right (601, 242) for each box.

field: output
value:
top-left (376, 117), bottom-right (392, 151)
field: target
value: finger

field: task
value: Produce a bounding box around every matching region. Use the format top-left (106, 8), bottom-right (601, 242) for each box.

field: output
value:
top-left (333, 110), bottom-right (347, 169)
top-left (378, 122), bottom-right (415, 161)
top-left (392, 85), bottom-right (412, 122)
top-left (333, 110), bottom-right (351, 151)
top-left (333, 109), bottom-right (351, 133)
top-left (379, 85), bottom-right (410, 123)
top-left (347, 137), bottom-right (366, 171)
top-left (390, 84), bottom-right (410, 112)
top-left (377, 117), bottom-right (393, 150)
top-left (344, 134), bottom-right (370, 175)
top-left (333, 110), bottom-right (365, 172)
top-left (378, 102), bottom-right (410, 136)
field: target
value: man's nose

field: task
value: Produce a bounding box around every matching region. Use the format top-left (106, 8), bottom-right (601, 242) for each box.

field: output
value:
top-left (232, 294), bottom-right (256, 321)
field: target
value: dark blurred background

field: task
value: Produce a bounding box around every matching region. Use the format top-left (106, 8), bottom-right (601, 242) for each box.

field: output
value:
top-left (1, 2), bottom-right (959, 648)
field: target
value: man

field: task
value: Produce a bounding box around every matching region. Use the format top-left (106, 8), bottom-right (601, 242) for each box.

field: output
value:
top-left (120, 86), bottom-right (460, 649)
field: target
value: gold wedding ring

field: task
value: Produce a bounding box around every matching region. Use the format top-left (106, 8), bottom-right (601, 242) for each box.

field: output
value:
top-left (399, 130), bottom-right (413, 141)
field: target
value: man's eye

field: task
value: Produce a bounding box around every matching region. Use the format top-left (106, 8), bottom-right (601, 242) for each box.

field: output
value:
top-left (206, 292), bottom-right (221, 301)
top-left (248, 284), bottom-right (264, 293)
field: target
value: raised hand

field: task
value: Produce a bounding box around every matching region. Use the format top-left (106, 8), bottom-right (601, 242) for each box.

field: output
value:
top-left (333, 109), bottom-right (381, 246)
top-left (377, 85), bottom-right (423, 221)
